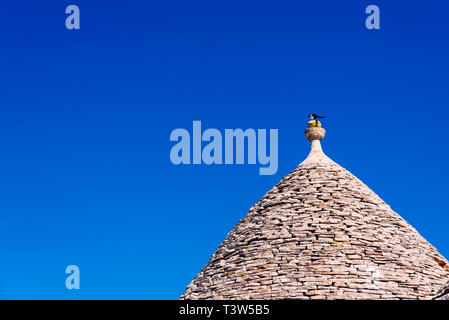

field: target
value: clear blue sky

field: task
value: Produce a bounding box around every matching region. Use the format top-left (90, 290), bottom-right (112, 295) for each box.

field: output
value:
top-left (0, 0), bottom-right (448, 299)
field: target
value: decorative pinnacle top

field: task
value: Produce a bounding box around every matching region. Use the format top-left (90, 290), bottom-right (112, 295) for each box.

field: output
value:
top-left (305, 120), bottom-right (326, 142)
top-left (301, 118), bottom-right (329, 166)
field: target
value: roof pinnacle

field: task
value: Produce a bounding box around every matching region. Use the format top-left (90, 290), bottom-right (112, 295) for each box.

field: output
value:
top-left (301, 120), bottom-right (329, 166)
top-left (304, 120), bottom-right (326, 142)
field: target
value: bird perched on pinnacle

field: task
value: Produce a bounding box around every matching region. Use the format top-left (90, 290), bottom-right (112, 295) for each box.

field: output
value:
top-left (308, 113), bottom-right (325, 127)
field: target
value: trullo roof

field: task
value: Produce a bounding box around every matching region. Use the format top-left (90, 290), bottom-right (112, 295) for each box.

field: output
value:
top-left (180, 121), bottom-right (449, 300)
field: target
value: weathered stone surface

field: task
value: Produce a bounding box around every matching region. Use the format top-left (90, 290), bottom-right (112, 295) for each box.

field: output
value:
top-left (305, 126), bottom-right (326, 142)
top-left (180, 124), bottom-right (449, 300)
top-left (433, 281), bottom-right (449, 300)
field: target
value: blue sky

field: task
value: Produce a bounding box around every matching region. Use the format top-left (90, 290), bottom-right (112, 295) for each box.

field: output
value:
top-left (0, 0), bottom-right (448, 299)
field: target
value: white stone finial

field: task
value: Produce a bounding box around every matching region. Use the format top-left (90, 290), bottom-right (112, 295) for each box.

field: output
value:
top-left (304, 120), bottom-right (326, 142)
top-left (300, 120), bottom-right (332, 166)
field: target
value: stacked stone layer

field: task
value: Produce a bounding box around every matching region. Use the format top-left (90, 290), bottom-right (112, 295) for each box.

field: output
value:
top-left (433, 281), bottom-right (449, 300)
top-left (180, 143), bottom-right (449, 300)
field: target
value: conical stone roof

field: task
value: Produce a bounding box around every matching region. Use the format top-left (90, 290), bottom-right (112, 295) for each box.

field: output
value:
top-left (180, 121), bottom-right (449, 300)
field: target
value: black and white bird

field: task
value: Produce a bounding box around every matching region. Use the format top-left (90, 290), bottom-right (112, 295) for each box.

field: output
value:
top-left (308, 113), bottom-right (325, 126)
top-left (308, 113), bottom-right (325, 121)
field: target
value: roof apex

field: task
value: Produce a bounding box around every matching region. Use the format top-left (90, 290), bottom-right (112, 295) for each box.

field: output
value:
top-left (301, 121), bottom-right (333, 167)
